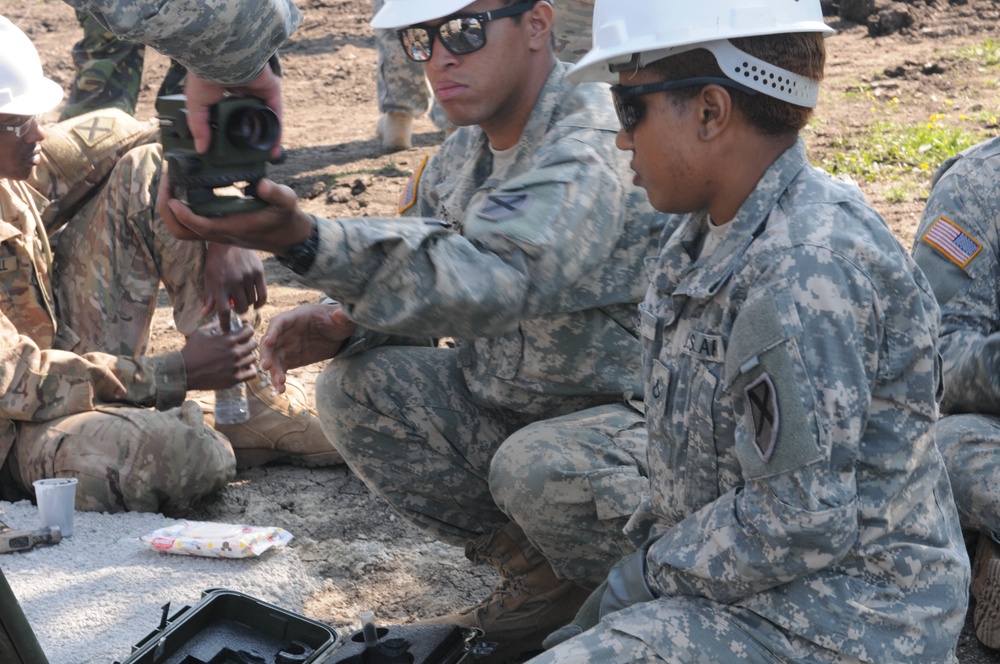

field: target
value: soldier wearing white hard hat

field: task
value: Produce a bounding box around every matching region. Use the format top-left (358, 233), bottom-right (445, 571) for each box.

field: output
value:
top-left (161, 1), bottom-right (667, 661)
top-left (533, 0), bottom-right (970, 662)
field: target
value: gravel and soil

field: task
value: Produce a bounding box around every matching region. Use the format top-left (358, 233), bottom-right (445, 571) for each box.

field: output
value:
top-left (5, 1), bottom-right (1000, 661)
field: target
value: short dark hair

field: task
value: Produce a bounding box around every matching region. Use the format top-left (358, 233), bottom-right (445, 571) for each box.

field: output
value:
top-left (646, 32), bottom-right (826, 136)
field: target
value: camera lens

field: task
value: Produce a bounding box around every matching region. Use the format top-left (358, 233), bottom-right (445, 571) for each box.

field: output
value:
top-left (227, 105), bottom-right (280, 152)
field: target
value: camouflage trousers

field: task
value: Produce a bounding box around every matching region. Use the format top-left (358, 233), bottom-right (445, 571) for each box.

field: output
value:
top-left (371, 0), bottom-right (594, 127)
top-left (530, 596), bottom-right (865, 664)
top-left (61, 10), bottom-right (186, 121)
top-left (935, 413), bottom-right (1000, 540)
top-left (316, 345), bottom-right (648, 587)
top-left (551, 0), bottom-right (595, 63)
top-left (10, 143), bottom-right (235, 514)
top-left (372, 0), bottom-right (451, 129)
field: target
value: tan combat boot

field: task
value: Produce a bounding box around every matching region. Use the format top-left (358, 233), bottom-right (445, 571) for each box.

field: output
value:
top-left (419, 523), bottom-right (590, 663)
top-left (212, 369), bottom-right (344, 469)
top-left (376, 111), bottom-right (413, 151)
top-left (973, 532), bottom-right (1000, 649)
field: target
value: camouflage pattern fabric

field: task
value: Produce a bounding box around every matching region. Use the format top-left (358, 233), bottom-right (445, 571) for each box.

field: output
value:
top-left (320, 347), bottom-right (647, 585)
top-left (310, 61), bottom-right (665, 585)
top-left (371, 0), bottom-right (594, 125)
top-left (372, 0), bottom-right (432, 118)
top-left (30, 108), bottom-right (160, 230)
top-left (63, 0), bottom-right (302, 86)
top-left (538, 140), bottom-right (968, 663)
top-left (0, 116), bottom-right (234, 513)
top-left (552, 0), bottom-right (594, 63)
top-left (911, 136), bottom-right (1000, 539)
top-left (60, 10), bottom-right (188, 122)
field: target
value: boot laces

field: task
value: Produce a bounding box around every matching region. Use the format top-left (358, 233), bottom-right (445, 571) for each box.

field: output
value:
top-left (254, 366), bottom-right (308, 416)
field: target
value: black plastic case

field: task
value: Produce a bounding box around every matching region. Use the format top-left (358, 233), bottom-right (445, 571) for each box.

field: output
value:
top-left (115, 588), bottom-right (488, 664)
top-left (116, 588), bottom-right (338, 664)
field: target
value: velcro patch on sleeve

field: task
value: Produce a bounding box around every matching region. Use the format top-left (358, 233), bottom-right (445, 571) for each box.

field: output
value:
top-left (71, 114), bottom-right (117, 147)
top-left (921, 215), bottom-right (982, 268)
top-left (398, 154), bottom-right (429, 215)
top-left (476, 192), bottom-right (533, 222)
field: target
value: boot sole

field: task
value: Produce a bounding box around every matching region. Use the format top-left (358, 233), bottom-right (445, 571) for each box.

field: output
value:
top-left (973, 533), bottom-right (1000, 649)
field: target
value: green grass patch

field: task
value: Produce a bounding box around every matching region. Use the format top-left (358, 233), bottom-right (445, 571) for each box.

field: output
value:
top-left (822, 119), bottom-right (986, 182)
top-left (957, 39), bottom-right (1000, 68)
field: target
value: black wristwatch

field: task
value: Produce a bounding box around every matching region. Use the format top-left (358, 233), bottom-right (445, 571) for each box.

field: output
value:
top-left (277, 219), bottom-right (320, 275)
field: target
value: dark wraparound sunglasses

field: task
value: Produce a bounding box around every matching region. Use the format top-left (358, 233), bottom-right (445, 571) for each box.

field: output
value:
top-left (397, 1), bottom-right (540, 63)
top-left (610, 77), bottom-right (759, 132)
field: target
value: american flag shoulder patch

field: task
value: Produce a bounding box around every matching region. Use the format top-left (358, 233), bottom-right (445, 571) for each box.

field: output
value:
top-left (398, 154), bottom-right (429, 215)
top-left (921, 215), bottom-right (982, 269)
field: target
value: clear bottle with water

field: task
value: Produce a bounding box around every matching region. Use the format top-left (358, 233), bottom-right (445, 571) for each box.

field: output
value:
top-left (214, 313), bottom-right (250, 425)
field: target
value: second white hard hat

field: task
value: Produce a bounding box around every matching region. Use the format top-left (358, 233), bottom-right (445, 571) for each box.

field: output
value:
top-left (0, 15), bottom-right (64, 116)
top-left (568, 0), bottom-right (833, 105)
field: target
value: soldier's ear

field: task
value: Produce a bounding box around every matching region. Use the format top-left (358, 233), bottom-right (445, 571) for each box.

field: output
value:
top-left (527, 1), bottom-right (554, 43)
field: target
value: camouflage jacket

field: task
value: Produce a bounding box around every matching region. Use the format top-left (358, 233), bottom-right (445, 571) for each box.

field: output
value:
top-left (304, 60), bottom-right (666, 416)
top-left (912, 137), bottom-right (1000, 416)
top-left (633, 140), bottom-right (967, 661)
top-left (0, 147), bottom-right (186, 468)
top-left (63, 0), bottom-right (302, 86)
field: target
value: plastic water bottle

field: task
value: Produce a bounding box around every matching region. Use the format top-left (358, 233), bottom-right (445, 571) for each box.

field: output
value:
top-left (214, 314), bottom-right (250, 425)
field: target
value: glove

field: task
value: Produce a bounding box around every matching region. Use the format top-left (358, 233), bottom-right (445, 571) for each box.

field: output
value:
top-left (541, 547), bottom-right (656, 651)
top-left (541, 580), bottom-right (606, 650)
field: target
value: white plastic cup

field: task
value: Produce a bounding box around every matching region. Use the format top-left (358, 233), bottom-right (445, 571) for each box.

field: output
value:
top-left (33, 478), bottom-right (78, 538)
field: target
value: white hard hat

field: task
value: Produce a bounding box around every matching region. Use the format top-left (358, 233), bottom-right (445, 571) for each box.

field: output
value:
top-left (568, 0), bottom-right (834, 106)
top-left (372, 0), bottom-right (478, 29)
top-left (0, 15), bottom-right (63, 116)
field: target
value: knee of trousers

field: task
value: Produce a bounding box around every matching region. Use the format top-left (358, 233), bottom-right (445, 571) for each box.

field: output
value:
top-left (119, 402), bottom-right (236, 512)
top-left (31, 402), bottom-right (235, 513)
top-left (315, 352), bottom-right (396, 462)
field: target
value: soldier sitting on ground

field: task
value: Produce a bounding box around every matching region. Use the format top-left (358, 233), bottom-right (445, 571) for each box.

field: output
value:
top-left (0, 15), bottom-right (338, 516)
top-left (159, 0), bottom-right (667, 660)
top-left (534, 0), bottom-right (970, 661)
top-left (911, 136), bottom-right (1000, 651)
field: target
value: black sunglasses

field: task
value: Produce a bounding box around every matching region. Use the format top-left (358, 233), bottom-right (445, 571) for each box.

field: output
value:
top-left (610, 77), bottom-right (759, 132)
top-left (397, 1), bottom-right (540, 63)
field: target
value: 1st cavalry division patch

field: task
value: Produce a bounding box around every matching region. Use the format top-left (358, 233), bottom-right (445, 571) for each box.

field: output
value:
top-left (921, 215), bottom-right (982, 268)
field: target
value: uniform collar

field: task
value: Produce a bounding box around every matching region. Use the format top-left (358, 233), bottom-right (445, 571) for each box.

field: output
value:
top-left (653, 139), bottom-right (810, 299)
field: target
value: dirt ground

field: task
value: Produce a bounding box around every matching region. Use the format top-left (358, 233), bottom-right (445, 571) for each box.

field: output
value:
top-left (7, 0), bottom-right (1000, 661)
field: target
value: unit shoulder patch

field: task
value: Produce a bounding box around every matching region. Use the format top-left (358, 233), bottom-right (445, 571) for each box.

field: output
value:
top-left (398, 154), bottom-right (429, 215)
top-left (477, 192), bottom-right (533, 222)
top-left (71, 115), bottom-right (117, 147)
top-left (921, 215), bottom-right (982, 269)
top-left (745, 372), bottom-right (780, 463)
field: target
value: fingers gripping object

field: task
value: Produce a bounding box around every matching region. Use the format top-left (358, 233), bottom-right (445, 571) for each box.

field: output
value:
top-left (158, 94), bottom-right (281, 216)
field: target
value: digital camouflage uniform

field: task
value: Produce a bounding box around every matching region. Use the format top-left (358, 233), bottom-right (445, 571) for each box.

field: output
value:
top-left (534, 141), bottom-right (969, 663)
top-left (0, 109), bottom-right (235, 514)
top-left (63, 0), bottom-right (302, 86)
top-left (306, 61), bottom-right (664, 587)
top-left (912, 137), bottom-right (1000, 541)
top-left (60, 10), bottom-right (187, 121)
top-left (371, 0), bottom-right (594, 129)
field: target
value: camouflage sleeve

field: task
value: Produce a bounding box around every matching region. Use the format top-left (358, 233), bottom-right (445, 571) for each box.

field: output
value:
top-left (0, 313), bottom-right (184, 422)
top-left (302, 130), bottom-right (633, 339)
top-left (646, 241), bottom-right (899, 603)
top-left (63, 0), bottom-right (302, 86)
top-left (911, 147), bottom-right (1000, 415)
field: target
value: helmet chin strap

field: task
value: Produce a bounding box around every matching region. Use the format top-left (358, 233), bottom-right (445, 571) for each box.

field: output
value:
top-left (612, 39), bottom-right (821, 108)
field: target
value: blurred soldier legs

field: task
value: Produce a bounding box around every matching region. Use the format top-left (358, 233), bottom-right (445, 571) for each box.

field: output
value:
top-left (935, 414), bottom-right (1000, 649)
top-left (61, 10), bottom-right (186, 121)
